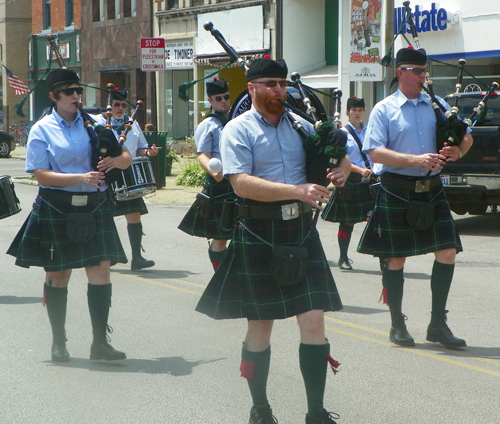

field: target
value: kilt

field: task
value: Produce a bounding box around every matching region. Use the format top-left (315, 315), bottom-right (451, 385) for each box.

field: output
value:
top-left (195, 199), bottom-right (343, 320)
top-left (178, 174), bottom-right (235, 240)
top-left (7, 190), bottom-right (127, 271)
top-left (107, 188), bottom-right (148, 217)
top-left (321, 180), bottom-right (374, 224)
top-left (357, 180), bottom-right (462, 258)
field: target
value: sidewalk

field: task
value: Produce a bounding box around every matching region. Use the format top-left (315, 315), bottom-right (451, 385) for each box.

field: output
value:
top-left (10, 146), bottom-right (199, 206)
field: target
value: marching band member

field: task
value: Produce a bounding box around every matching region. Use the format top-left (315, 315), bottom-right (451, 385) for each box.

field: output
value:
top-left (195, 58), bottom-right (349, 424)
top-left (357, 47), bottom-right (472, 349)
top-left (7, 69), bottom-right (131, 362)
top-left (321, 97), bottom-right (373, 270)
top-left (103, 88), bottom-right (158, 271)
top-left (178, 78), bottom-right (235, 271)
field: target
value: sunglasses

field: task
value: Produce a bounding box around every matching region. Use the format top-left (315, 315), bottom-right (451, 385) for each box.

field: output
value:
top-left (252, 80), bottom-right (289, 88)
top-left (213, 94), bottom-right (231, 102)
top-left (60, 86), bottom-right (83, 96)
top-left (401, 67), bottom-right (427, 75)
top-left (113, 102), bottom-right (128, 108)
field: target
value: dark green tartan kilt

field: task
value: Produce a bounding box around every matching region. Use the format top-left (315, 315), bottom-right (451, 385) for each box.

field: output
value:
top-left (321, 181), bottom-right (374, 223)
top-left (178, 174), bottom-right (235, 240)
top-left (7, 191), bottom-right (127, 271)
top-left (357, 182), bottom-right (462, 258)
top-left (195, 200), bottom-right (343, 320)
top-left (106, 188), bottom-right (148, 217)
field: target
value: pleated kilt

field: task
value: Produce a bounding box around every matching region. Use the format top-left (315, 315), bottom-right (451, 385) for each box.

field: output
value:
top-left (7, 190), bottom-right (127, 271)
top-left (195, 199), bottom-right (343, 320)
top-left (357, 180), bottom-right (462, 258)
top-left (178, 174), bottom-right (235, 240)
top-left (106, 188), bottom-right (148, 217)
top-left (321, 180), bottom-right (374, 224)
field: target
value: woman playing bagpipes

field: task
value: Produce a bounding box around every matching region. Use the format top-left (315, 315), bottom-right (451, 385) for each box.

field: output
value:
top-left (7, 69), bottom-right (132, 363)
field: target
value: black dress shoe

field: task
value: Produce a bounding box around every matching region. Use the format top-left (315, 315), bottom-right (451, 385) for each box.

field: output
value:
top-left (90, 342), bottom-right (126, 360)
top-left (306, 408), bottom-right (340, 424)
top-left (338, 257), bottom-right (353, 270)
top-left (131, 256), bottom-right (155, 270)
top-left (249, 405), bottom-right (278, 424)
top-left (51, 342), bottom-right (70, 362)
top-left (390, 314), bottom-right (415, 347)
top-left (426, 323), bottom-right (467, 349)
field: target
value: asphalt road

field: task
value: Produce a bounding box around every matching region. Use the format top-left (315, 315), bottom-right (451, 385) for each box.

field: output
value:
top-left (1, 157), bottom-right (500, 424)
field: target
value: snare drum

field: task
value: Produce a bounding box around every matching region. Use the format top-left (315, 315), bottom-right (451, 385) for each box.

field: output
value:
top-left (112, 157), bottom-right (157, 201)
top-left (0, 175), bottom-right (21, 219)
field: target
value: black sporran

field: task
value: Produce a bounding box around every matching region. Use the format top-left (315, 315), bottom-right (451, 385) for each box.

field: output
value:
top-left (406, 201), bottom-right (435, 231)
top-left (66, 212), bottom-right (96, 243)
top-left (195, 192), bottom-right (213, 219)
top-left (334, 182), bottom-right (354, 202)
top-left (270, 245), bottom-right (308, 286)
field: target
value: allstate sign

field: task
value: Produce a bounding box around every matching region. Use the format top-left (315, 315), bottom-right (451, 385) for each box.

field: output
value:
top-left (394, 2), bottom-right (459, 35)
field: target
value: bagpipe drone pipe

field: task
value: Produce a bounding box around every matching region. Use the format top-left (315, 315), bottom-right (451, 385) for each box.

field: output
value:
top-left (182, 21), bottom-right (347, 188)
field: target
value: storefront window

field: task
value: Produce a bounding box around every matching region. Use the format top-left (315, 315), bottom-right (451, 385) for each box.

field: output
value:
top-left (163, 70), bottom-right (193, 139)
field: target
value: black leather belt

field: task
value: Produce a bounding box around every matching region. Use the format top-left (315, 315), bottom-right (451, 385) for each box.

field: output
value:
top-left (38, 188), bottom-right (106, 207)
top-left (380, 173), bottom-right (442, 192)
top-left (237, 202), bottom-right (313, 220)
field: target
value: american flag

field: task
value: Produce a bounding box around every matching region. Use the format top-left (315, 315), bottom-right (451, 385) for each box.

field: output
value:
top-left (3, 66), bottom-right (30, 95)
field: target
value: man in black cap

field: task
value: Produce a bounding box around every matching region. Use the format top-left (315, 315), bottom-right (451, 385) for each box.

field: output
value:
top-left (358, 47), bottom-right (473, 349)
top-left (178, 78), bottom-right (235, 271)
top-left (196, 57), bottom-right (350, 424)
top-left (103, 87), bottom-right (158, 271)
top-left (322, 96), bottom-right (373, 270)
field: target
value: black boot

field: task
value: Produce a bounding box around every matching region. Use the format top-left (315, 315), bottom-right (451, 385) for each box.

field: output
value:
top-left (128, 223), bottom-right (155, 270)
top-left (383, 268), bottom-right (415, 347)
top-left (87, 284), bottom-right (126, 360)
top-left (426, 262), bottom-right (466, 349)
top-left (44, 283), bottom-right (70, 362)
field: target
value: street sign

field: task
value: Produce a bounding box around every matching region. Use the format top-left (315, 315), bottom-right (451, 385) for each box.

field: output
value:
top-left (140, 38), bottom-right (165, 71)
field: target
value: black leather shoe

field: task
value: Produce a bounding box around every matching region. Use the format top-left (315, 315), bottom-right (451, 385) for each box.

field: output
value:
top-left (390, 314), bottom-right (415, 347)
top-left (249, 405), bottom-right (278, 424)
top-left (90, 342), bottom-right (126, 360)
top-left (426, 323), bottom-right (467, 349)
top-left (131, 256), bottom-right (155, 271)
top-left (51, 342), bottom-right (70, 362)
top-left (338, 257), bottom-right (353, 270)
top-left (306, 409), bottom-right (340, 424)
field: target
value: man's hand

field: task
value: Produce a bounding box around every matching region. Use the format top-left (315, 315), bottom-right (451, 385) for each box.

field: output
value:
top-left (296, 183), bottom-right (331, 211)
top-left (97, 156), bottom-right (117, 173)
top-left (416, 153), bottom-right (446, 172)
top-left (439, 143), bottom-right (461, 162)
top-left (327, 166), bottom-right (347, 187)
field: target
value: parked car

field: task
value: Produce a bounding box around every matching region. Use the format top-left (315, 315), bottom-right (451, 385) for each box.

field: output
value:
top-left (0, 131), bottom-right (15, 158)
top-left (442, 90), bottom-right (500, 214)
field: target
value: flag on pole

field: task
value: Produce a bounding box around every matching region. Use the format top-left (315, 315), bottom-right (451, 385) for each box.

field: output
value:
top-left (3, 66), bottom-right (30, 95)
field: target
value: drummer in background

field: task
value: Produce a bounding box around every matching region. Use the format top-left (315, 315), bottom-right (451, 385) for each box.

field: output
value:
top-left (7, 68), bottom-right (131, 362)
top-left (103, 88), bottom-right (159, 271)
top-left (321, 97), bottom-right (373, 270)
top-left (178, 78), bottom-right (235, 271)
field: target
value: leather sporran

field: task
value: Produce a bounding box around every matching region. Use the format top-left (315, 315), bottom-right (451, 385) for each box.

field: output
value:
top-left (335, 182), bottom-right (354, 202)
top-left (195, 192), bottom-right (213, 219)
top-left (270, 245), bottom-right (308, 286)
top-left (406, 201), bottom-right (435, 231)
top-left (66, 212), bottom-right (96, 243)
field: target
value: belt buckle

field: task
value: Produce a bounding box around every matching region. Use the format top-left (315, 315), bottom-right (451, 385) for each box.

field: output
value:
top-left (415, 179), bottom-right (430, 193)
top-left (281, 203), bottom-right (299, 220)
top-left (71, 195), bottom-right (88, 206)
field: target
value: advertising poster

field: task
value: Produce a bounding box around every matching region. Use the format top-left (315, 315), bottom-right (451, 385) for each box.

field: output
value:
top-left (349, 0), bottom-right (384, 81)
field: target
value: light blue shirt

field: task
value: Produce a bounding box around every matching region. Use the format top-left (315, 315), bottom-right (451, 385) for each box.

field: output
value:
top-left (194, 114), bottom-right (223, 160)
top-left (97, 116), bottom-right (148, 160)
top-left (364, 89), bottom-right (448, 177)
top-left (342, 122), bottom-right (372, 169)
top-left (26, 109), bottom-right (106, 192)
top-left (220, 105), bottom-right (314, 185)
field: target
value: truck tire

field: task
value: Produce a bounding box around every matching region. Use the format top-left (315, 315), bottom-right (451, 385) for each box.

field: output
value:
top-left (449, 203), bottom-right (468, 215)
top-left (468, 203), bottom-right (488, 215)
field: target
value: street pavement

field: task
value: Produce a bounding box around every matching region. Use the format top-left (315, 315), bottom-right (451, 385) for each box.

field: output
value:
top-left (1, 153), bottom-right (500, 424)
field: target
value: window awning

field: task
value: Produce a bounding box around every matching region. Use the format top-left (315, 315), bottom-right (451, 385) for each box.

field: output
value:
top-left (299, 65), bottom-right (339, 89)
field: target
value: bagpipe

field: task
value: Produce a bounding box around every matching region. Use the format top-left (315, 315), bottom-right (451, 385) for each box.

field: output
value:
top-left (185, 21), bottom-right (347, 188)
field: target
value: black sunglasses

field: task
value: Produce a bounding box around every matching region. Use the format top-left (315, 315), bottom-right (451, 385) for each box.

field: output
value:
top-left (213, 94), bottom-right (230, 102)
top-left (113, 102), bottom-right (128, 108)
top-left (252, 80), bottom-right (289, 88)
top-left (401, 67), bottom-right (427, 75)
top-left (60, 87), bottom-right (83, 96)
